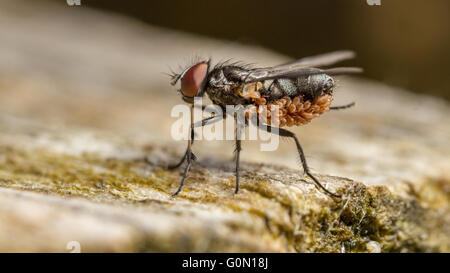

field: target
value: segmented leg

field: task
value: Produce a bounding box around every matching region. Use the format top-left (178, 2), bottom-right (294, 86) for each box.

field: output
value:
top-left (234, 109), bottom-right (246, 194)
top-left (171, 114), bottom-right (223, 196)
top-left (251, 117), bottom-right (340, 198)
top-left (234, 139), bottom-right (242, 194)
top-left (278, 127), bottom-right (340, 198)
top-left (172, 149), bottom-right (194, 196)
top-left (168, 127), bottom-right (195, 169)
top-left (234, 133), bottom-right (243, 194)
top-left (168, 115), bottom-right (221, 169)
top-left (329, 102), bottom-right (355, 110)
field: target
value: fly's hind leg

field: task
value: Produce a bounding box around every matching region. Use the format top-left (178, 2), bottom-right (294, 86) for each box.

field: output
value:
top-left (279, 127), bottom-right (340, 198)
top-left (329, 102), bottom-right (355, 110)
top-left (253, 118), bottom-right (341, 198)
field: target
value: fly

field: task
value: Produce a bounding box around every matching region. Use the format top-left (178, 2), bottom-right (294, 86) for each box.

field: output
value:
top-left (168, 50), bottom-right (362, 198)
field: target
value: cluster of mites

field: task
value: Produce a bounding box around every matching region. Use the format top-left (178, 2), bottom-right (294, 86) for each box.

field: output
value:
top-left (239, 82), bottom-right (333, 127)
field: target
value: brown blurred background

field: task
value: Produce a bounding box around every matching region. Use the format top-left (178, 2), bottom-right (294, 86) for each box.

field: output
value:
top-left (50, 0), bottom-right (449, 100)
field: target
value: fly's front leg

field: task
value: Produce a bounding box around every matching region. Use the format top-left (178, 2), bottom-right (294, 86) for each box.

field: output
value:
top-left (168, 127), bottom-right (195, 169)
top-left (172, 147), bottom-right (194, 196)
top-left (168, 114), bottom-right (221, 169)
top-left (172, 105), bottom-right (195, 196)
top-left (172, 114), bottom-right (223, 196)
top-left (167, 105), bottom-right (217, 169)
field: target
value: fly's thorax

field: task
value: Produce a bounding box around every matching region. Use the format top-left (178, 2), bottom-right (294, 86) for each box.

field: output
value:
top-left (205, 67), bottom-right (255, 107)
top-left (205, 83), bottom-right (250, 108)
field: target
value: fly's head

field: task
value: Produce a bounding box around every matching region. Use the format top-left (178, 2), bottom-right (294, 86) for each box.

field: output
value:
top-left (169, 60), bottom-right (210, 103)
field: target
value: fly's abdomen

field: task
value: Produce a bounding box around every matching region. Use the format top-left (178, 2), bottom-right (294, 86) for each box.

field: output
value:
top-left (205, 67), bottom-right (253, 107)
top-left (259, 79), bottom-right (297, 101)
top-left (261, 74), bottom-right (335, 102)
top-left (241, 78), bottom-right (334, 127)
top-left (252, 93), bottom-right (333, 127)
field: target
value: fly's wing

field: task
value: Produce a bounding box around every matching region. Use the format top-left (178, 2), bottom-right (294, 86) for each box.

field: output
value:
top-left (323, 67), bottom-right (363, 75)
top-left (274, 50), bottom-right (356, 70)
top-left (244, 66), bottom-right (363, 83)
top-left (243, 50), bottom-right (361, 83)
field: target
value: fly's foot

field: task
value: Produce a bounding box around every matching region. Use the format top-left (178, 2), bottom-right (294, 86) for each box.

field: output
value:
top-left (305, 171), bottom-right (341, 199)
top-left (171, 150), bottom-right (196, 196)
top-left (167, 150), bottom-right (197, 170)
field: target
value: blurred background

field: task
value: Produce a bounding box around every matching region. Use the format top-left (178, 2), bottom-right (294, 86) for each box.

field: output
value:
top-left (75, 0), bottom-right (450, 100)
top-left (1, 0), bottom-right (448, 169)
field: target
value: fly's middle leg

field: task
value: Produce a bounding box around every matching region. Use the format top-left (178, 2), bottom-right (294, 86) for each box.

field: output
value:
top-left (234, 138), bottom-right (241, 194)
top-left (233, 109), bottom-right (246, 194)
top-left (234, 120), bottom-right (244, 193)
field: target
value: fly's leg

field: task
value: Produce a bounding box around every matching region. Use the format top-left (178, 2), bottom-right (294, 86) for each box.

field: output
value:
top-left (167, 105), bottom-right (214, 169)
top-left (172, 114), bottom-right (223, 196)
top-left (234, 139), bottom-right (241, 194)
top-left (279, 127), bottom-right (340, 198)
top-left (257, 120), bottom-right (341, 198)
top-left (172, 104), bottom-right (195, 196)
top-left (168, 127), bottom-right (195, 169)
top-left (233, 108), bottom-right (246, 194)
top-left (234, 123), bottom-right (243, 194)
top-left (168, 115), bottom-right (219, 169)
top-left (172, 148), bottom-right (194, 196)
top-left (330, 102), bottom-right (355, 110)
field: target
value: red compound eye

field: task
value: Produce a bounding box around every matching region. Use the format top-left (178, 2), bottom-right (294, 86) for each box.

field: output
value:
top-left (181, 62), bottom-right (208, 98)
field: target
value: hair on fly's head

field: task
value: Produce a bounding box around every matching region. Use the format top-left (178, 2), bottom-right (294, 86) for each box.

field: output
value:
top-left (167, 55), bottom-right (209, 86)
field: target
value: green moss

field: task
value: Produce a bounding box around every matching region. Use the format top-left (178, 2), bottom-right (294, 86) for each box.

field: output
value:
top-left (0, 145), bottom-right (165, 201)
top-left (0, 145), bottom-right (447, 252)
